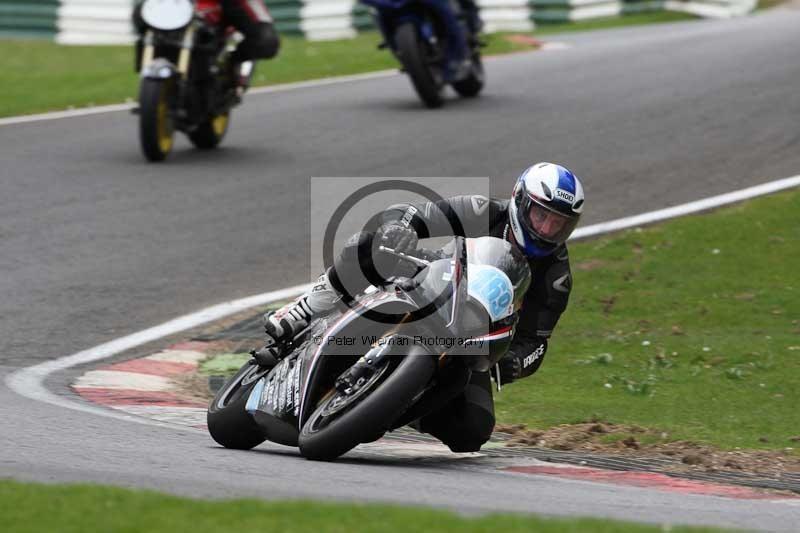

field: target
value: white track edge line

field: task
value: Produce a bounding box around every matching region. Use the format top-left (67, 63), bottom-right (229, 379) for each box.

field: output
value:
top-left (571, 175), bottom-right (800, 239)
top-left (5, 283), bottom-right (312, 429)
top-left (0, 70), bottom-right (399, 127)
top-left (6, 175), bottom-right (800, 427)
top-left (0, 45), bottom-right (548, 128)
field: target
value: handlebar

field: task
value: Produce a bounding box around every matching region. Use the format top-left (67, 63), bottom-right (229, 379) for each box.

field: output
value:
top-left (378, 246), bottom-right (441, 267)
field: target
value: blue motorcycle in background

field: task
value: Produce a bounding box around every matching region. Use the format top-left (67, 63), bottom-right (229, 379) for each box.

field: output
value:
top-left (362, 0), bottom-right (484, 108)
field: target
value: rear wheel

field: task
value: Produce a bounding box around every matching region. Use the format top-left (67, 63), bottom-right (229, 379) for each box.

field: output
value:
top-left (189, 111), bottom-right (230, 149)
top-left (139, 77), bottom-right (175, 162)
top-left (452, 54), bottom-right (484, 98)
top-left (298, 351), bottom-right (436, 461)
top-left (207, 362), bottom-right (268, 450)
top-left (395, 23), bottom-right (444, 109)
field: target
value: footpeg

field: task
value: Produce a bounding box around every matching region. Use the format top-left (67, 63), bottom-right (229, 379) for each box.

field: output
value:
top-left (250, 345), bottom-right (280, 368)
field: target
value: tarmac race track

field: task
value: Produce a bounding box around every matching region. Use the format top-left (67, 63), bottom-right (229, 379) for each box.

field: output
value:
top-left (2, 7), bottom-right (800, 531)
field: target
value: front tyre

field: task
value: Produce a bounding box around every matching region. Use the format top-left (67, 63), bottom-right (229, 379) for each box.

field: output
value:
top-left (452, 54), bottom-right (484, 98)
top-left (299, 352), bottom-right (436, 461)
top-left (207, 362), bottom-right (268, 450)
top-left (189, 112), bottom-right (230, 150)
top-left (139, 78), bottom-right (175, 162)
top-left (395, 23), bottom-right (444, 109)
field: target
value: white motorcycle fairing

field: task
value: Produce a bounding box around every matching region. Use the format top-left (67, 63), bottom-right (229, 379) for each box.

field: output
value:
top-left (141, 0), bottom-right (194, 31)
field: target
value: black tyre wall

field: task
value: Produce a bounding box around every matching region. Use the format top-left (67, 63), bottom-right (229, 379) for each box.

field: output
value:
top-left (298, 347), bottom-right (436, 461)
top-left (207, 363), bottom-right (267, 450)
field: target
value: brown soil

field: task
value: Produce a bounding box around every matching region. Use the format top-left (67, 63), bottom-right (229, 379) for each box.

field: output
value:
top-left (574, 259), bottom-right (608, 271)
top-left (503, 35), bottom-right (543, 49)
top-left (171, 372), bottom-right (215, 404)
top-left (496, 422), bottom-right (800, 478)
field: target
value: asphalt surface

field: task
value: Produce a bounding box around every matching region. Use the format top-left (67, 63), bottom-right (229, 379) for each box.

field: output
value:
top-left (2, 7), bottom-right (800, 530)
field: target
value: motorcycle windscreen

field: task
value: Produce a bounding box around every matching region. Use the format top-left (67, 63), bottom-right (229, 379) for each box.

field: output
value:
top-left (405, 237), bottom-right (467, 333)
top-left (141, 0), bottom-right (194, 31)
top-left (466, 236), bottom-right (531, 313)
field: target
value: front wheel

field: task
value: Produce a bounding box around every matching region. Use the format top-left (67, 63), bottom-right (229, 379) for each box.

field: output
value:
top-left (298, 352), bottom-right (436, 461)
top-left (207, 362), bottom-right (268, 450)
top-left (189, 112), bottom-right (230, 150)
top-left (139, 78), bottom-right (175, 162)
top-left (395, 23), bottom-right (444, 109)
top-left (452, 54), bottom-right (484, 98)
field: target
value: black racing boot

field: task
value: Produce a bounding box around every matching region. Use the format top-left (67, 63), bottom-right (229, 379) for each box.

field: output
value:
top-left (261, 273), bottom-right (339, 360)
top-left (234, 60), bottom-right (254, 98)
top-left (225, 60), bottom-right (254, 103)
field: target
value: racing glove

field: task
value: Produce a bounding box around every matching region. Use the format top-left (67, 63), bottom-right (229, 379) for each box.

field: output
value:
top-left (498, 338), bottom-right (547, 384)
top-left (375, 222), bottom-right (418, 255)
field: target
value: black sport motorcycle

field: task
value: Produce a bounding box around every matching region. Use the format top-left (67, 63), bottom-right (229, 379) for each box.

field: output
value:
top-left (134, 0), bottom-right (246, 161)
top-left (207, 236), bottom-right (531, 461)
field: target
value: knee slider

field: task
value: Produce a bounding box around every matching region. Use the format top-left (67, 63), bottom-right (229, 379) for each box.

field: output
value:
top-left (434, 405), bottom-right (495, 453)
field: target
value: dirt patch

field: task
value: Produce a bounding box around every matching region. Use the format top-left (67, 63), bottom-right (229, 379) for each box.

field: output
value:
top-left (574, 259), bottom-right (608, 271)
top-left (503, 34), bottom-right (543, 49)
top-left (496, 422), bottom-right (800, 478)
top-left (172, 372), bottom-right (215, 404)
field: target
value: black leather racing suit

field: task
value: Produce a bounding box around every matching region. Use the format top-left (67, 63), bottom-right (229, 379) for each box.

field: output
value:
top-left (221, 0), bottom-right (279, 62)
top-left (326, 195), bottom-right (573, 452)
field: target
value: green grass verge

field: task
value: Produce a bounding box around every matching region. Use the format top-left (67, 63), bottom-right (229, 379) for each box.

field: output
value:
top-left (757, 0), bottom-right (788, 10)
top-left (530, 11), bottom-right (696, 35)
top-left (200, 352), bottom-right (250, 375)
top-left (0, 479), bottom-right (725, 533)
top-left (495, 189), bottom-right (800, 451)
top-left (0, 11), bottom-right (697, 118)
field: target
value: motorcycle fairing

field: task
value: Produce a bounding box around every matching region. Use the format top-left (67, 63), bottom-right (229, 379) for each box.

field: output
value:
top-left (195, 0), bottom-right (224, 26)
top-left (244, 378), bottom-right (265, 414)
top-left (141, 0), bottom-right (194, 31)
top-left (244, 355), bottom-right (305, 446)
top-left (249, 356), bottom-right (303, 418)
top-left (467, 264), bottom-right (514, 322)
top-left (296, 291), bottom-right (418, 428)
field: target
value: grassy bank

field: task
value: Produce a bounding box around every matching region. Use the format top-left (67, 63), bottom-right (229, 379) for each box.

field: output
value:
top-left (0, 480), bottom-right (725, 533)
top-left (495, 189), bottom-right (800, 451)
top-left (0, 11), bottom-right (696, 117)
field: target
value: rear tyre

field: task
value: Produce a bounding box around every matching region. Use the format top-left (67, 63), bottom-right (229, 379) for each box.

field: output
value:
top-left (395, 23), bottom-right (444, 109)
top-left (452, 54), bottom-right (484, 98)
top-left (298, 352), bottom-right (436, 461)
top-left (139, 78), bottom-right (175, 162)
top-left (207, 362), bottom-right (268, 450)
top-left (189, 112), bottom-right (230, 150)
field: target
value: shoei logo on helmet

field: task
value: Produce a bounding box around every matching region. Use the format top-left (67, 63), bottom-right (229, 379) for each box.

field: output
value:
top-left (555, 188), bottom-right (575, 204)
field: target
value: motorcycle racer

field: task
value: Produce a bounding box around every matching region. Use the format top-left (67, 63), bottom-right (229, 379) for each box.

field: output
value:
top-left (133, 0), bottom-right (280, 90)
top-left (264, 163), bottom-right (584, 451)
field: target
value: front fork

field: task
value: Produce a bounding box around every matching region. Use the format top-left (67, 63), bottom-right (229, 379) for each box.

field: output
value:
top-left (335, 343), bottom-right (392, 395)
top-left (141, 31), bottom-right (155, 69)
top-left (176, 24), bottom-right (196, 80)
top-left (139, 25), bottom-right (197, 124)
top-left (139, 24), bottom-right (195, 80)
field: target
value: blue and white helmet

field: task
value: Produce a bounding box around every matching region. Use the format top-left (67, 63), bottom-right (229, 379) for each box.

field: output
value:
top-left (508, 162), bottom-right (584, 257)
